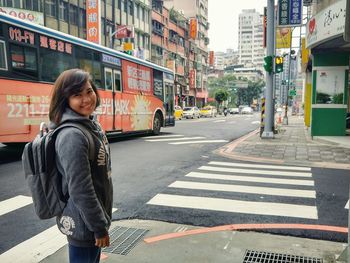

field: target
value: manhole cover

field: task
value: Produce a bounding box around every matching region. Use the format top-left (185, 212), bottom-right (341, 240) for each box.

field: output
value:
top-left (243, 250), bottom-right (323, 263)
top-left (102, 226), bottom-right (149, 255)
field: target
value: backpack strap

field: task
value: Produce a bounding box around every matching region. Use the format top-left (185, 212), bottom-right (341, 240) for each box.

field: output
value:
top-left (54, 122), bottom-right (95, 161)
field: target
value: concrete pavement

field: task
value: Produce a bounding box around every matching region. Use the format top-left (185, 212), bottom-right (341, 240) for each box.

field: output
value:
top-left (41, 115), bottom-right (350, 263)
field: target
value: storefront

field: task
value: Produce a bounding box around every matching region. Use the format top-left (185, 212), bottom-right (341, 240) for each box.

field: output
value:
top-left (305, 0), bottom-right (350, 136)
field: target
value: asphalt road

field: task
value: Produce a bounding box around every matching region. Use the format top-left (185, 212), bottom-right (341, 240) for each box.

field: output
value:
top-left (0, 113), bottom-right (349, 257)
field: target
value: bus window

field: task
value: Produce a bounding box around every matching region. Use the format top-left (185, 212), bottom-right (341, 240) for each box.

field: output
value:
top-left (40, 47), bottom-right (74, 82)
top-left (0, 40), bottom-right (7, 71)
top-left (10, 43), bottom-right (37, 76)
top-left (104, 68), bottom-right (113, 91)
top-left (76, 46), bottom-right (92, 74)
top-left (114, 70), bottom-right (122, 92)
top-left (92, 52), bottom-right (102, 89)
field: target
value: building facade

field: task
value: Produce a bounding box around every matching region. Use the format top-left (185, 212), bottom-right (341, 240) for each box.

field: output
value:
top-left (0, 0), bottom-right (152, 60)
top-left (304, 0), bottom-right (350, 136)
top-left (238, 9), bottom-right (264, 72)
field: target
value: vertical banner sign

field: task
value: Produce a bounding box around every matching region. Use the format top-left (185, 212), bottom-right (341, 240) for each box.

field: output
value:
top-left (86, 0), bottom-right (100, 44)
top-left (263, 7), bottom-right (267, 48)
top-left (189, 18), bottom-right (197, 40)
top-left (209, 51), bottom-right (214, 66)
top-left (189, 69), bottom-right (196, 89)
top-left (278, 0), bottom-right (302, 27)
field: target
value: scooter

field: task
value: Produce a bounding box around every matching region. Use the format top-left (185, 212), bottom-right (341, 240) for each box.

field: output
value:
top-left (223, 109), bottom-right (228, 116)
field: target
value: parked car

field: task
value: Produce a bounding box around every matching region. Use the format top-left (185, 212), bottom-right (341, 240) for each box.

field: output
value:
top-left (200, 106), bottom-right (217, 117)
top-left (229, 108), bottom-right (239, 114)
top-left (183, 106), bottom-right (200, 119)
top-left (174, 105), bottom-right (183, 120)
top-left (241, 106), bottom-right (254, 114)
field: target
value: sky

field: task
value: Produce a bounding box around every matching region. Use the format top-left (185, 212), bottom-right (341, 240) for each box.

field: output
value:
top-left (208, 0), bottom-right (267, 52)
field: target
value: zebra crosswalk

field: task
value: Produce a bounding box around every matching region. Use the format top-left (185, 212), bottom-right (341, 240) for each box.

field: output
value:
top-left (146, 160), bottom-right (319, 220)
top-left (145, 134), bottom-right (228, 145)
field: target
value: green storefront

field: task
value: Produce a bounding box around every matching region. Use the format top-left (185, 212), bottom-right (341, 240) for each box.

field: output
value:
top-left (306, 0), bottom-right (350, 136)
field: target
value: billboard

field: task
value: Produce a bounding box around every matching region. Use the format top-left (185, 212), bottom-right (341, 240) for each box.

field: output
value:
top-left (276, 28), bottom-right (291, 48)
top-left (115, 25), bottom-right (134, 39)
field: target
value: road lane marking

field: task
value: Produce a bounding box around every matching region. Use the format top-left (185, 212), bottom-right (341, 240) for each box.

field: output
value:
top-left (170, 140), bottom-right (228, 145)
top-left (199, 166), bottom-right (312, 177)
top-left (0, 225), bottom-right (67, 263)
top-left (185, 172), bottom-right (314, 186)
top-left (0, 195), bottom-right (33, 216)
top-left (345, 200), bottom-right (349, 209)
top-left (145, 136), bottom-right (205, 142)
top-left (209, 161), bottom-right (311, 171)
top-left (0, 207), bottom-right (118, 262)
top-left (147, 134), bottom-right (184, 138)
top-left (169, 181), bottom-right (315, 198)
top-left (251, 121), bottom-right (260, 124)
top-left (213, 120), bottom-right (226, 123)
top-left (147, 194), bottom-right (318, 219)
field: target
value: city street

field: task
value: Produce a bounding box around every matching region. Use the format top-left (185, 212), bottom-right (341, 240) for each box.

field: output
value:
top-left (0, 113), bottom-right (349, 261)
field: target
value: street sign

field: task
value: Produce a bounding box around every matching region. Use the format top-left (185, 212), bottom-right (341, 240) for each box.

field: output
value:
top-left (289, 89), bottom-right (296, 96)
top-left (278, 0), bottom-right (302, 27)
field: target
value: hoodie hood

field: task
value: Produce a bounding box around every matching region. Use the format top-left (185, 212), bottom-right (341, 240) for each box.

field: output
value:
top-left (50, 108), bottom-right (95, 129)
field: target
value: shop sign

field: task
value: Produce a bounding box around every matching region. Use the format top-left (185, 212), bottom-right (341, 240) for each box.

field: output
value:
top-left (86, 0), bottom-right (100, 44)
top-left (277, 0), bottom-right (302, 27)
top-left (189, 18), bottom-right (197, 40)
top-left (306, 0), bottom-right (346, 48)
top-left (102, 54), bottom-right (121, 66)
top-left (189, 69), bottom-right (196, 89)
top-left (0, 7), bottom-right (44, 25)
top-left (276, 28), bottom-right (291, 48)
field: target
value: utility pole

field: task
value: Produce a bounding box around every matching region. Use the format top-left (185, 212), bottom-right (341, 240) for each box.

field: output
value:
top-left (283, 31), bottom-right (293, 125)
top-left (261, 0), bottom-right (274, 138)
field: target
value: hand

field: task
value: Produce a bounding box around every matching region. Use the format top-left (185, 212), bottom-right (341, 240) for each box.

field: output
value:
top-left (95, 235), bottom-right (110, 248)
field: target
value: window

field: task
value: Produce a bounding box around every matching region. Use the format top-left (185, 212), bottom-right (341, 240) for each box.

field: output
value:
top-left (141, 8), bottom-right (144, 21)
top-left (128, 0), bottom-right (133, 15)
top-left (104, 68), bottom-right (112, 91)
top-left (123, 0), bottom-right (127, 12)
top-left (92, 52), bottom-right (101, 89)
top-left (25, 0), bottom-right (41, 11)
top-left (114, 70), bottom-right (122, 92)
top-left (59, 0), bottom-right (68, 21)
top-left (69, 5), bottom-right (78, 25)
top-left (10, 44), bottom-right (37, 76)
top-left (0, 41), bottom-right (8, 71)
top-left (135, 5), bottom-right (139, 18)
top-left (117, 0), bottom-right (121, 9)
top-left (40, 46), bottom-right (74, 82)
top-left (46, 0), bottom-right (57, 17)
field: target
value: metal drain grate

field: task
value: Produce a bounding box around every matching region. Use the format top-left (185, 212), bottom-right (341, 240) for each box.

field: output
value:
top-left (102, 226), bottom-right (149, 255)
top-left (243, 250), bottom-right (323, 263)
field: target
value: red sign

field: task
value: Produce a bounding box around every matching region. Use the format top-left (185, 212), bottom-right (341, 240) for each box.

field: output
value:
top-left (209, 51), bottom-right (214, 66)
top-left (115, 25), bottom-right (134, 39)
top-left (86, 0), bottom-right (100, 44)
top-left (122, 61), bottom-right (153, 95)
top-left (189, 69), bottom-right (196, 89)
top-left (189, 18), bottom-right (197, 40)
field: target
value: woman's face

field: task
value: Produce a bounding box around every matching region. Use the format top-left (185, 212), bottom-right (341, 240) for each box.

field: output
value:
top-left (68, 81), bottom-right (97, 117)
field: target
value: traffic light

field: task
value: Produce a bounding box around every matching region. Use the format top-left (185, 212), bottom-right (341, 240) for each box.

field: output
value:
top-left (275, 56), bottom-right (284, 73)
top-left (263, 56), bottom-right (273, 73)
top-left (123, 50), bottom-right (133, 55)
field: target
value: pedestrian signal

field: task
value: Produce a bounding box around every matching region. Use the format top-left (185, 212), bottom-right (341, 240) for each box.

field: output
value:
top-left (263, 56), bottom-right (273, 73)
top-left (275, 56), bottom-right (284, 73)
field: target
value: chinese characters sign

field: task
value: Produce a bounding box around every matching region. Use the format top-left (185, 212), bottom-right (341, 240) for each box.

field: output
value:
top-left (122, 61), bottom-right (153, 95)
top-left (278, 0), bottom-right (302, 27)
top-left (39, 35), bottom-right (72, 54)
top-left (8, 27), bottom-right (35, 45)
top-left (189, 18), bottom-right (197, 40)
top-left (189, 69), bottom-right (196, 89)
top-left (86, 0), bottom-right (100, 44)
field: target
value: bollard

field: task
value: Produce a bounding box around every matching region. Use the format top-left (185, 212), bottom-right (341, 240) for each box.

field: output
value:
top-left (260, 98), bottom-right (265, 137)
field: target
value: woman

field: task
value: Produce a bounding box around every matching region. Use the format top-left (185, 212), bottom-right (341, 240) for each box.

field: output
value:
top-left (49, 69), bottom-right (113, 263)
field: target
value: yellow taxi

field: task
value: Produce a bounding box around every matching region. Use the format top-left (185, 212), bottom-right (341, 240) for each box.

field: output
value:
top-left (174, 105), bottom-right (183, 120)
top-left (200, 106), bottom-right (217, 117)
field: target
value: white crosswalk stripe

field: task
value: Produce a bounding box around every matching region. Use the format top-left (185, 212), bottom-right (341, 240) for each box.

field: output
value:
top-left (0, 194), bottom-right (118, 262)
top-left (147, 161), bottom-right (318, 219)
top-left (144, 134), bottom-right (229, 145)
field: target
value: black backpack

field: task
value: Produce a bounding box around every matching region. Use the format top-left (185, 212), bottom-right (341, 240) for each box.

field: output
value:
top-left (22, 121), bottom-right (95, 219)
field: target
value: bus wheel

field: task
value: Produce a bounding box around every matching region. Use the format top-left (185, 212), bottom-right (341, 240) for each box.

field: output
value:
top-left (152, 113), bottom-right (162, 135)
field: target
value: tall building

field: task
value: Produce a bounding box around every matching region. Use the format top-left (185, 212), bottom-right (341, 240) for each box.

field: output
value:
top-left (0, 0), bottom-right (152, 60)
top-left (163, 0), bottom-right (209, 106)
top-left (238, 9), bottom-right (264, 72)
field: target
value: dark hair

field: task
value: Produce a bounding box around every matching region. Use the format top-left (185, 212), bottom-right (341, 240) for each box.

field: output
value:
top-left (49, 68), bottom-right (100, 125)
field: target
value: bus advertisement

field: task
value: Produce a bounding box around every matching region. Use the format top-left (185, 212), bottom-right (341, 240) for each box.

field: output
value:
top-left (0, 13), bottom-right (175, 144)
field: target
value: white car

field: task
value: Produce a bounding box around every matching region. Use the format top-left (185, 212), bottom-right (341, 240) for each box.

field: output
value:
top-left (241, 107), bottom-right (253, 114)
top-left (183, 107), bottom-right (200, 119)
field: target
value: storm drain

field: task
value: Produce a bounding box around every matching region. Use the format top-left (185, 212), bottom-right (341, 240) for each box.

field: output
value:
top-left (243, 250), bottom-right (323, 263)
top-left (102, 226), bottom-right (149, 255)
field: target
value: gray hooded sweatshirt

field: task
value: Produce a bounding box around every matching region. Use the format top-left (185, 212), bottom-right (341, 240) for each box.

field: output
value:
top-left (53, 108), bottom-right (113, 247)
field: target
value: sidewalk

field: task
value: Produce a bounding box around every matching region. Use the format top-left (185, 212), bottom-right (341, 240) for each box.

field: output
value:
top-left (41, 115), bottom-right (349, 263)
top-left (217, 115), bottom-right (350, 170)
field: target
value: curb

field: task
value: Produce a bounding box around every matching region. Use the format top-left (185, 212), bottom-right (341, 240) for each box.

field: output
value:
top-left (215, 129), bottom-right (350, 170)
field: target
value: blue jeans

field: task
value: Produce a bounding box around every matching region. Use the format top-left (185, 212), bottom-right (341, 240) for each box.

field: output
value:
top-left (68, 244), bottom-right (101, 263)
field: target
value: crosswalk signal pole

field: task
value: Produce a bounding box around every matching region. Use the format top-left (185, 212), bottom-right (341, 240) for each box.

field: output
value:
top-left (262, 0), bottom-right (274, 138)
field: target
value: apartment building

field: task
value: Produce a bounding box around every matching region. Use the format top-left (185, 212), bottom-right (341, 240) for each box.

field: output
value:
top-left (238, 9), bottom-right (264, 72)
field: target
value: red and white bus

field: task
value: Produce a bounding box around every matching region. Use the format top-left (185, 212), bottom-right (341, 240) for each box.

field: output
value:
top-left (0, 13), bottom-right (175, 143)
